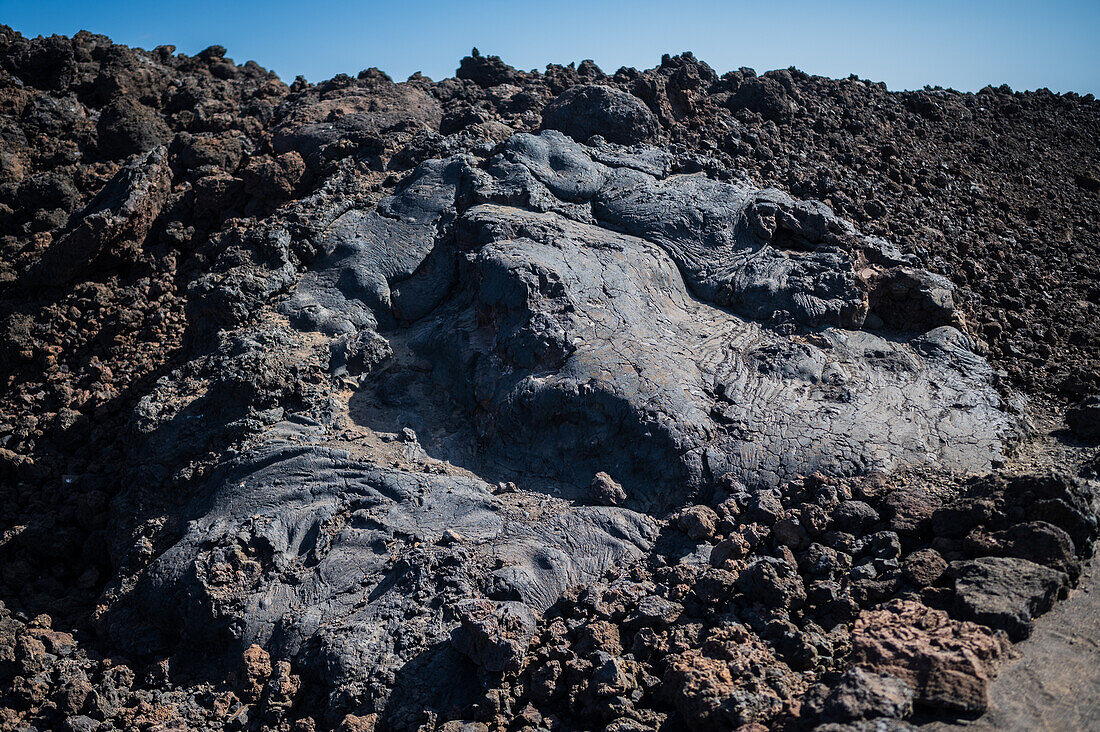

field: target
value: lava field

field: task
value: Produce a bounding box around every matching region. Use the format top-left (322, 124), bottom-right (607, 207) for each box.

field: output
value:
top-left (1, 27), bottom-right (1099, 732)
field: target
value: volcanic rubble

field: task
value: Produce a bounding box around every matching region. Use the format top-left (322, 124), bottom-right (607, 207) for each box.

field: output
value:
top-left (1, 29), bottom-right (1099, 732)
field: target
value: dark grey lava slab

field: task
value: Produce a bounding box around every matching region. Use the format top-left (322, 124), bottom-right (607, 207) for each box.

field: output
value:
top-left (123, 431), bottom-right (656, 714)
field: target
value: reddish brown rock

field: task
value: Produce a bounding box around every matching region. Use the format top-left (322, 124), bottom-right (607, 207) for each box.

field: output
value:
top-left (336, 713), bottom-right (378, 732)
top-left (851, 599), bottom-right (1010, 713)
top-left (678, 505), bottom-right (719, 540)
top-left (664, 625), bottom-right (805, 730)
top-left (902, 548), bottom-right (948, 587)
top-left (236, 644), bottom-right (272, 703)
top-left (241, 151), bottom-right (305, 200)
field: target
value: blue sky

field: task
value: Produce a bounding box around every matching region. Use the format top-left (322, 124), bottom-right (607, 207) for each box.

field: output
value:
top-left (3, 0), bottom-right (1098, 94)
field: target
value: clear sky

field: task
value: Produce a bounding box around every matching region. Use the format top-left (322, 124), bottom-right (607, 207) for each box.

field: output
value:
top-left (3, 0), bottom-right (1098, 94)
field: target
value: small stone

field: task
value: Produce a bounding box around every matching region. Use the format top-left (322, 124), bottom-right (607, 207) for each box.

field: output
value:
top-left (740, 522), bottom-right (771, 548)
top-left (625, 595), bottom-right (684, 629)
top-left (850, 562), bottom-right (877, 581)
top-left (335, 714), bottom-right (378, 732)
top-left (776, 544), bottom-right (798, 569)
top-left (678, 505), bottom-right (718, 540)
top-left (773, 517), bottom-right (810, 550)
top-left (438, 722), bottom-right (489, 732)
top-left (800, 504), bottom-right (829, 535)
top-left (859, 531), bottom-right (902, 561)
top-left (736, 557), bottom-right (806, 610)
top-left (440, 528), bottom-right (465, 545)
top-left (590, 471), bottom-right (627, 506)
top-left (716, 495), bottom-right (742, 519)
top-left (63, 717), bottom-right (99, 732)
top-left (293, 717), bottom-right (318, 732)
top-left (807, 580), bottom-right (841, 605)
top-left (330, 329), bottom-right (392, 376)
top-left (54, 667), bottom-right (92, 715)
top-left (265, 659), bottom-right (301, 712)
top-left (227, 704), bottom-right (253, 730)
top-left (745, 489), bottom-right (784, 525)
top-left (574, 619), bottom-right (622, 656)
top-left (711, 535), bottom-right (750, 566)
top-left (902, 548), bottom-right (947, 587)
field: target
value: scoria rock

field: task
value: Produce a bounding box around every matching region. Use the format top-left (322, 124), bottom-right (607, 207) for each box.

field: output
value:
top-left (851, 600), bottom-right (1010, 714)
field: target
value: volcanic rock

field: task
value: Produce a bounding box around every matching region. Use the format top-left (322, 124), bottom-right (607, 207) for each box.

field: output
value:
top-left (949, 556), bottom-right (1068, 640)
top-left (541, 84), bottom-right (660, 144)
top-left (451, 599), bottom-right (538, 674)
top-left (851, 599), bottom-right (1010, 713)
top-left (803, 667), bottom-right (915, 722)
top-left (1068, 395), bottom-right (1100, 441)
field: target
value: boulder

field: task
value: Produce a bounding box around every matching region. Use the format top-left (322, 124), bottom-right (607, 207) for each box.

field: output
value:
top-left (803, 667), bottom-right (914, 722)
top-left (96, 96), bottom-right (171, 158)
top-left (949, 556), bottom-right (1067, 640)
top-left (851, 599), bottom-right (1010, 713)
top-left (541, 84), bottom-right (659, 145)
top-left (1068, 395), bottom-right (1100, 441)
top-left (451, 599), bottom-right (538, 674)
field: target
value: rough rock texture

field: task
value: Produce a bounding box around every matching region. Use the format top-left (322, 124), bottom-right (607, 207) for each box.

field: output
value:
top-left (451, 600), bottom-right (539, 674)
top-left (802, 667), bottom-right (915, 723)
top-left (927, 557), bottom-right (1100, 731)
top-left (541, 84), bottom-right (660, 144)
top-left (851, 600), bottom-right (1011, 714)
top-left (30, 145), bottom-right (172, 285)
top-left (949, 556), bottom-right (1067, 640)
top-left (96, 124), bottom-right (1014, 725)
top-left (0, 27), bottom-right (1098, 732)
top-left (113, 433), bottom-right (654, 707)
top-left (1068, 395), bottom-right (1100, 442)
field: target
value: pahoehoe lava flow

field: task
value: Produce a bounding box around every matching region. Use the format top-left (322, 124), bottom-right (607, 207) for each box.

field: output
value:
top-left (0, 30), bottom-right (1098, 732)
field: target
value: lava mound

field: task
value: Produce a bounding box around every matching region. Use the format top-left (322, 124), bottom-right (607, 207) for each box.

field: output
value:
top-left (99, 130), bottom-right (1015, 724)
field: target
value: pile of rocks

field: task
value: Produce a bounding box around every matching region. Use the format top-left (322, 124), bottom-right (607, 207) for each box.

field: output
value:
top-left (440, 472), bottom-right (1097, 730)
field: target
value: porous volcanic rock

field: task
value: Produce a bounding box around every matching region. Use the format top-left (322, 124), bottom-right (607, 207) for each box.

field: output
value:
top-left (851, 600), bottom-right (1011, 714)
